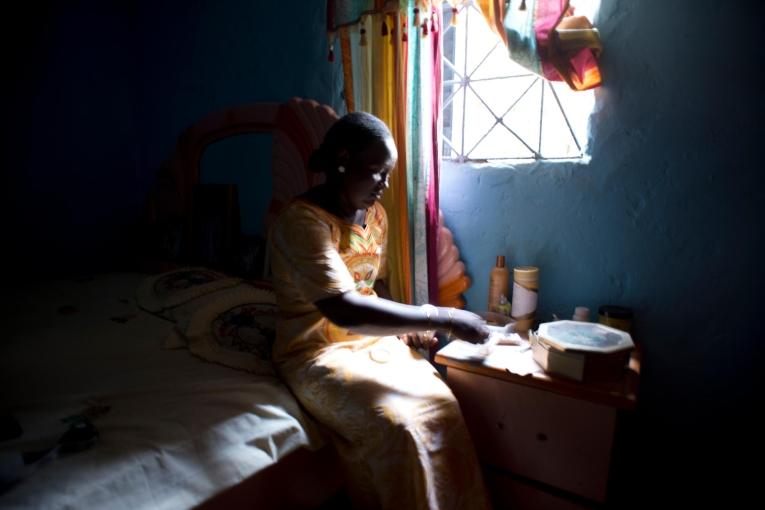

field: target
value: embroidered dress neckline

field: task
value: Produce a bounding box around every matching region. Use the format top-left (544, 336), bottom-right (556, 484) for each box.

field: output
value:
top-left (293, 197), bottom-right (374, 235)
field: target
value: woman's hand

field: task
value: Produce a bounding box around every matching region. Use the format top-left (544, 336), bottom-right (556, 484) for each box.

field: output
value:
top-left (398, 331), bottom-right (438, 349)
top-left (442, 308), bottom-right (490, 344)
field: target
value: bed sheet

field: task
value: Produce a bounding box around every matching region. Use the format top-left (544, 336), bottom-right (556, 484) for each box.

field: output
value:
top-left (0, 273), bottom-right (320, 510)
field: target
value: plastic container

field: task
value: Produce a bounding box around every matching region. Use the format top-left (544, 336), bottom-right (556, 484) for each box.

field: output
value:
top-left (511, 266), bottom-right (539, 332)
top-left (572, 306), bottom-right (590, 322)
top-left (597, 305), bottom-right (633, 332)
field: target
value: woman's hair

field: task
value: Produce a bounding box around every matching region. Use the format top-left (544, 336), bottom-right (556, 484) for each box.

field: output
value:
top-left (308, 112), bottom-right (392, 173)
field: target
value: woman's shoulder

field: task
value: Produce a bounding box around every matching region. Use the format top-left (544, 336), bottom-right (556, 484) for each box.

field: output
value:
top-left (271, 199), bottom-right (336, 238)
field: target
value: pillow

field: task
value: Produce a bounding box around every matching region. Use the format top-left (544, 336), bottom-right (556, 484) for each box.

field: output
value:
top-left (136, 267), bottom-right (241, 313)
top-left (182, 283), bottom-right (278, 375)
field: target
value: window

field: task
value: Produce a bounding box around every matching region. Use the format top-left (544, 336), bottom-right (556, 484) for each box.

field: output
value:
top-left (442, 1), bottom-right (598, 163)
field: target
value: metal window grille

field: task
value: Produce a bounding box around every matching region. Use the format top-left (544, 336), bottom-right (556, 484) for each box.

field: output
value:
top-left (442, 1), bottom-right (594, 163)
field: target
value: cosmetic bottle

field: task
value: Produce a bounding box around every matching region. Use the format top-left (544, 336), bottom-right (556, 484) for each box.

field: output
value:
top-left (487, 256), bottom-right (509, 314)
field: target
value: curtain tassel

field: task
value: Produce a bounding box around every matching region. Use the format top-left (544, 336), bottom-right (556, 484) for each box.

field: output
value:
top-left (430, 14), bottom-right (436, 33)
top-left (360, 26), bottom-right (367, 46)
top-left (520, 0), bottom-right (527, 11)
top-left (413, 7), bottom-right (420, 27)
top-left (422, 18), bottom-right (429, 37)
top-left (450, 7), bottom-right (458, 26)
top-left (381, 19), bottom-right (389, 36)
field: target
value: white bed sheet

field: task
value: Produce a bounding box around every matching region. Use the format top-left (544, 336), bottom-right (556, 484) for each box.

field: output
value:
top-left (0, 273), bottom-right (320, 510)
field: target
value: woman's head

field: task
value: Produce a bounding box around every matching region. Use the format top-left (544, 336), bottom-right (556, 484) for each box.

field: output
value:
top-left (309, 112), bottom-right (397, 210)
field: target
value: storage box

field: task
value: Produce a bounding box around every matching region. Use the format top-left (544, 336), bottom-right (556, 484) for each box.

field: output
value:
top-left (530, 321), bottom-right (634, 382)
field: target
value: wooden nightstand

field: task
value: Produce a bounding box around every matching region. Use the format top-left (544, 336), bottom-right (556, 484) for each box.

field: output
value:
top-left (435, 341), bottom-right (640, 509)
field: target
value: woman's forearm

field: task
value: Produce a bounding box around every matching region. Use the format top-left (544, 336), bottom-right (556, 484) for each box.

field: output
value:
top-left (315, 291), bottom-right (447, 336)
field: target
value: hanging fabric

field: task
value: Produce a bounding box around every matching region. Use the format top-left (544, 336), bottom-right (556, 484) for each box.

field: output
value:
top-left (405, 1), bottom-right (443, 307)
top-left (328, 1), bottom-right (473, 309)
top-left (329, 1), bottom-right (414, 305)
top-left (478, 0), bottom-right (602, 91)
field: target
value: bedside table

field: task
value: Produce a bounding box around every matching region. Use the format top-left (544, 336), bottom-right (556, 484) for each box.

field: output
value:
top-left (435, 341), bottom-right (639, 508)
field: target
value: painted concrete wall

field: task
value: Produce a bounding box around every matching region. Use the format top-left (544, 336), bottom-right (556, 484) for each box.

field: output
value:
top-left (137, 0), bottom-right (344, 236)
top-left (4, 2), bottom-right (141, 276)
top-left (5, 0), bottom-right (342, 275)
top-left (440, 0), bottom-right (761, 502)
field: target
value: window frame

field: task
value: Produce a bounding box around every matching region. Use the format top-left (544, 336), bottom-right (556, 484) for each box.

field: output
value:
top-left (441, 1), bottom-right (588, 164)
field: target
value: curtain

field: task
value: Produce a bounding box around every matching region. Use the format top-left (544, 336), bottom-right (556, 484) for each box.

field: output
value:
top-left (478, 0), bottom-right (602, 91)
top-left (328, 0), bottom-right (445, 306)
top-left (406, 2), bottom-right (443, 306)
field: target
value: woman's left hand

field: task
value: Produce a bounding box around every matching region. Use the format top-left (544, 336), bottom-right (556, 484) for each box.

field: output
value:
top-left (398, 331), bottom-right (438, 349)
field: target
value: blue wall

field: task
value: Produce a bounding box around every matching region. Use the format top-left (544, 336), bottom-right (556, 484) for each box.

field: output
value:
top-left (5, 0), bottom-right (342, 275)
top-left (440, 0), bottom-right (761, 503)
top-left (4, 2), bottom-right (141, 275)
top-left (136, 0), bottom-right (345, 226)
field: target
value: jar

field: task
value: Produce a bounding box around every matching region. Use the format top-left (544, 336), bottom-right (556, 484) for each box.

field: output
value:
top-left (597, 305), bottom-right (633, 332)
top-left (511, 266), bottom-right (539, 333)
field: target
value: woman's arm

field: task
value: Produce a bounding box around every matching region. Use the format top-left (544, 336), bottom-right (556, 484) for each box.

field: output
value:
top-left (373, 279), bottom-right (436, 348)
top-left (314, 290), bottom-right (489, 343)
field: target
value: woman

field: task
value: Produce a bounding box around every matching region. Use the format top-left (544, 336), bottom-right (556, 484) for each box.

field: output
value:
top-left (268, 112), bottom-right (491, 509)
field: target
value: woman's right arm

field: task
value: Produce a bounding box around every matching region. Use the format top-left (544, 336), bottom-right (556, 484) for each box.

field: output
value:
top-left (315, 291), bottom-right (489, 343)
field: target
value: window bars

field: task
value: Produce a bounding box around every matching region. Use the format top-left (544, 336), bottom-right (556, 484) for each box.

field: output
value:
top-left (442, 1), bottom-right (591, 162)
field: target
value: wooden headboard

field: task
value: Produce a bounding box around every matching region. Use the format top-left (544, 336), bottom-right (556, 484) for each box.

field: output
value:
top-left (141, 98), bottom-right (339, 275)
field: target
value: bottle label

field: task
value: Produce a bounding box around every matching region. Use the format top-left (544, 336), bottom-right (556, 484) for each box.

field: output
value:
top-left (511, 281), bottom-right (537, 319)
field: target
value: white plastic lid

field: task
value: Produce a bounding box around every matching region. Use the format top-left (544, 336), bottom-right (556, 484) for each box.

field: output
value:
top-left (537, 320), bottom-right (634, 353)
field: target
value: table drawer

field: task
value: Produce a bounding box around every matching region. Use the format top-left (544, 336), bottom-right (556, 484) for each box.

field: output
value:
top-left (483, 466), bottom-right (596, 510)
top-left (448, 367), bottom-right (616, 502)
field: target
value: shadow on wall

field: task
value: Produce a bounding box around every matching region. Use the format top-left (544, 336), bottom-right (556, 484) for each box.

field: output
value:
top-left (4, 0), bottom-right (343, 278)
top-left (439, 0), bottom-right (762, 504)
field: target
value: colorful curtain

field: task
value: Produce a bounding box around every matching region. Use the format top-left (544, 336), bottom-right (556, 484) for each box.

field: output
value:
top-left (478, 0), bottom-right (602, 91)
top-left (327, 0), bottom-right (445, 306)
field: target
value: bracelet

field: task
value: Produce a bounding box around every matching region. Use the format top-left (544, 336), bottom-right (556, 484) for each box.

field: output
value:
top-left (447, 307), bottom-right (455, 339)
top-left (421, 304), bottom-right (438, 331)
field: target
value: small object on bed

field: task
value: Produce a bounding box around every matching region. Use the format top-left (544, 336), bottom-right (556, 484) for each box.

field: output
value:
top-left (57, 420), bottom-right (99, 455)
top-left (1, 415), bottom-right (101, 496)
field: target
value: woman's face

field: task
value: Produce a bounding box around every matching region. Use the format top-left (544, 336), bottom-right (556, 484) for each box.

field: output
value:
top-left (339, 136), bottom-right (398, 210)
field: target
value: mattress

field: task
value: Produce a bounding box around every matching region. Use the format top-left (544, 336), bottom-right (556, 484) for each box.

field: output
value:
top-left (0, 273), bottom-right (320, 510)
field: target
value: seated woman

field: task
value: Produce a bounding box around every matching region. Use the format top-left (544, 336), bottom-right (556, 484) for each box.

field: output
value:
top-left (268, 112), bottom-right (491, 509)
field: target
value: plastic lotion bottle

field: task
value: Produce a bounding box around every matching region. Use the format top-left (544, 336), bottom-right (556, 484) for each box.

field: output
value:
top-left (488, 256), bottom-right (510, 314)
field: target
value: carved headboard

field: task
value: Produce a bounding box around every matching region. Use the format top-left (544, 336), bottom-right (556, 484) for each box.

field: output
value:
top-left (142, 98), bottom-right (338, 276)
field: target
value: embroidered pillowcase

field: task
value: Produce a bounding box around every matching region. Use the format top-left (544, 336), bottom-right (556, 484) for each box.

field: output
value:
top-left (137, 269), bottom-right (277, 376)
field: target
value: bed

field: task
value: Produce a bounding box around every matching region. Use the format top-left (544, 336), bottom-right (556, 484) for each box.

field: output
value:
top-left (0, 99), bottom-right (346, 509)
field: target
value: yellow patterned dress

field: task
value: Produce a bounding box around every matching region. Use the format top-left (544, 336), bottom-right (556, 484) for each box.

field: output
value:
top-left (268, 199), bottom-right (489, 510)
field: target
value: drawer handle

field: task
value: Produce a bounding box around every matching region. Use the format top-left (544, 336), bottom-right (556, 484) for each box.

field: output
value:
top-left (536, 433), bottom-right (548, 442)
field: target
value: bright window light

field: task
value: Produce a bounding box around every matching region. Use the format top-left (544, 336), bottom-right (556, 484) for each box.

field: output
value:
top-left (442, 0), bottom-right (599, 163)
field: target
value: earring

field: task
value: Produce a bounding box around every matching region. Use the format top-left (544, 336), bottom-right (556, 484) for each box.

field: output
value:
top-left (337, 166), bottom-right (346, 173)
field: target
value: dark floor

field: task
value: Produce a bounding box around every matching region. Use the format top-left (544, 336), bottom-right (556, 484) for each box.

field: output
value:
top-left (314, 488), bottom-right (354, 509)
